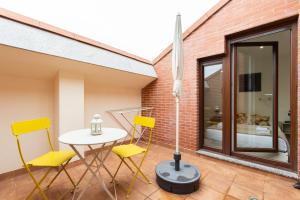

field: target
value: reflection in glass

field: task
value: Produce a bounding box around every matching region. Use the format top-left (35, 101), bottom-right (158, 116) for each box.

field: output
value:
top-left (233, 30), bottom-right (291, 163)
top-left (236, 45), bottom-right (274, 149)
top-left (203, 63), bottom-right (223, 149)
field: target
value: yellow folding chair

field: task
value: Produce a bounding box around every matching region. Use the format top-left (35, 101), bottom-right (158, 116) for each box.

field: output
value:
top-left (11, 117), bottom-right (77, 200)
top-left (111, 115), bottom-right (155, 197)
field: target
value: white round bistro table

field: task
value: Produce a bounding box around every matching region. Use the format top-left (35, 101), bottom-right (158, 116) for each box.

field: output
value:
top-left (59, 128), bottom-right (127, 200)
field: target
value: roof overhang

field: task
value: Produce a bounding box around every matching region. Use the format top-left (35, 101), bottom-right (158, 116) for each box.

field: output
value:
top-left (0, 44), bottom-right (155, 89)
top-left (0, 14), bottom-right (157, 79)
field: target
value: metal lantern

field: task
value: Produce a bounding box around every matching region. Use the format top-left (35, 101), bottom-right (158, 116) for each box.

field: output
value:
top-left (90, 114), bottom-right (103, 135)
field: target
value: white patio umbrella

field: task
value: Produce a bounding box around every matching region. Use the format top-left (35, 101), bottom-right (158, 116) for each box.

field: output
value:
top-left (155, 14), bottom-right (200, 193)
top-left (172, 13), bottom-right (183, 171)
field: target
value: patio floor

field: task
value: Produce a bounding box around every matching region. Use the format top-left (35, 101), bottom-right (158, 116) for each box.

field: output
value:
top-left (1, 144), bottom-right (300, 200)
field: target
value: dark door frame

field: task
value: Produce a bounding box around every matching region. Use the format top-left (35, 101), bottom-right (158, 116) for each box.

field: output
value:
top-left (198, 18), bottom-right (297, 171)
top-left (229, 23), bottom-right (297, 170)
top-left (199, 57), bottom-right (224, 153)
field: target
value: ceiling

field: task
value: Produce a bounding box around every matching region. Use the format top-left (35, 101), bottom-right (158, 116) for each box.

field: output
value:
top-left (0, 44), bottom-right (156, 89)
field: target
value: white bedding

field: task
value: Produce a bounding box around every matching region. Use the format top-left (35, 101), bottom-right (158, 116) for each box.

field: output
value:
top-left (205, 126), bottom-right (289, 153)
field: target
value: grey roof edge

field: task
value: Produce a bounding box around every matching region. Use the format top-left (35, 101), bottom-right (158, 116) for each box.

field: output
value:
top-left (0, 16), bottom-right (157, 78)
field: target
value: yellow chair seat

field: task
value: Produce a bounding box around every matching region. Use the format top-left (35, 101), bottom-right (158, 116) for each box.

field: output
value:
top-left (112, 144), bottom-right (146, 158)
top-left (26, 150), bottom-right (76, 167)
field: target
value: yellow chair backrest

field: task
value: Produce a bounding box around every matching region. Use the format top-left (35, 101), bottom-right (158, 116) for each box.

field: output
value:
top-left (130, 116), bottom-right (155, 148)
top-left (133, 116), bottom-right (155, 128)
top-left (11, 118), bottom-right (54, 165)
top-left (11, 118), bottom-right (51, 136)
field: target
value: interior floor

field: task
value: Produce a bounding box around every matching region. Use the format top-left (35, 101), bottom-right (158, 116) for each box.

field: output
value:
top-left (204, 138), bottom-right (222, 149)
top-left (239, 151), bottom-right (288, 163)
top-left (204, 138), bottom-right (288, 163)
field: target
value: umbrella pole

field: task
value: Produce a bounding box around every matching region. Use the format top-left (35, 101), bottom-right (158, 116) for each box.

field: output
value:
top-left (174, 96), bottom-right (181, 171)
top-left (156, 93), bottom-right (200, 194)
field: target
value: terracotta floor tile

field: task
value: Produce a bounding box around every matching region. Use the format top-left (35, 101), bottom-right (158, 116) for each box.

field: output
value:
top-left (1, 144), bottom-right (298, 200)
top-left (263, 177), bottom-right (300, 200)
top-left (201, 172), bottom-right (233, 194)
top-left (209, 164), bottom-right (237, 181)
top-left (264, 190), bottom-right (300, 200)
top-left (133, 178), bottom-right (159, 196)
top-left (264, 173), bottom-right (296, 189)
top-left (112, 183), bottom-right (147, 200)
top-left (233, 173), bottom-right (265, 192)
top-left (148, 189), bottom-right (188, 200)
top-left (184, 197), bottom-right (197, 200)
top-left (236, 166), bottom-right (266, 181)
top-left (227, 183), bottom-right (263, 200)
top-left (197, 168), bottom-right (210, 180)
top-left (189, 184), bottom-right (225, 200)
top-left (114, 172), bottom-right (158, 197)
top-left (224, 195), bottom-right (240, 200)
top-left (0, 178), bottom-right (16, 200)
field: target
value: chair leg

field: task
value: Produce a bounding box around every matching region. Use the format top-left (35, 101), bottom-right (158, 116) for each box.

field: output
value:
top-left (126, 168), bottom-right (139, 198)
top-left (26, 167), bottom-right (52, 200)
top-left (111, 158), bottom-right (124, 182)
top-left (61, 162), bottom-right (76, 189)
top-left (46, 164), bottom-right (65, 189)
top-left (25, 166), bottom-right (49, 200)
top-left (125, 156), bottom-right (151, 198)
top-left (122, 158), bottom-right (135, 174)
top-left (128, 157), bottom-right (151, 184)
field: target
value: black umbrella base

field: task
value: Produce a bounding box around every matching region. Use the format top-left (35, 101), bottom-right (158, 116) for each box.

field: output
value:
top-left (155, 160), bottom-right (200, 194)
top-left (294, 182), bottom-right (300, 189)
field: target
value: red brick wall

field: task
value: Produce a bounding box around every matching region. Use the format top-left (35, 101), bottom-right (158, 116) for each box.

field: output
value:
top-left (142, 0), bottom-right (300, 172)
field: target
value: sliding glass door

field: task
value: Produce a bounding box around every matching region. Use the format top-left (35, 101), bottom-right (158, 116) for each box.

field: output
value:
top-left (233, 42), bottom-right (278, 152)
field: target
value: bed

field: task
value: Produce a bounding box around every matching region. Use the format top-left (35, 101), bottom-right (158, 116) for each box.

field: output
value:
top-left (205, 123), bottom-right (290, 153)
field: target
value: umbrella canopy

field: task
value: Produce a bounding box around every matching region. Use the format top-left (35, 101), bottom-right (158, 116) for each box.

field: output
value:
top-left (172, 14), bottom-right (184, 98)
top-left (172, 14), bottom-right (183, 155)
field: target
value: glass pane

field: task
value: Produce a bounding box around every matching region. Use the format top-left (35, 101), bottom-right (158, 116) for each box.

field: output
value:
top-left (236, 45), bottom-right (274, 149)
top-left (203, 63), bottom-right (223, 149)
top-left (232, 30), bottom-right (291, 163)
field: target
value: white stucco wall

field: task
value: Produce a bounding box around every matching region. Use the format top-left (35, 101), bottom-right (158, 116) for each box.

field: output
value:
top-left (0, 75), bottom-right (54, 173)
top-left (0, 72), bottom-right (144, 174)
top-left (84, 80), bottom-right (141, 130)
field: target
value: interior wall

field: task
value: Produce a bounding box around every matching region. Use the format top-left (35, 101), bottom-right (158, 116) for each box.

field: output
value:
top-left (237, 32), bottom-right (291, 123)
top-left (278, 55), bottom-right (291, 122)
top-left (237, 53), bottom-right (291, 123)
top-left (0, 75), bottom-right (54, 174)
top-left (237, 51), bottom-right (274, 122)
